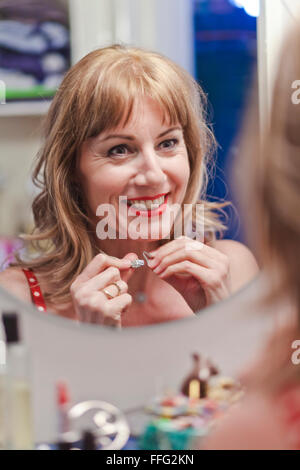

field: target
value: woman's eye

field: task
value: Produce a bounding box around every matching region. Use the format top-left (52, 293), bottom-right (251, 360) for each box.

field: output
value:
top-left (159, 138), bottom-right (178, 150)
top-left (107, 144), bottom-right (131, 157)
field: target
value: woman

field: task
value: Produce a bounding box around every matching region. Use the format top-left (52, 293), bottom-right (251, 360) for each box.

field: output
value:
top-left (0, 45), bottom-right (258, 327)
top-left (202, 22), bottom-right (300, 449)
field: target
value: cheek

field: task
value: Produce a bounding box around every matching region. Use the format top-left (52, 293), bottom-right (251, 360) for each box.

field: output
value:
top-left (173, 153), bottom-right (190, 190)
top-left (83, 166), bottom-right (131, 207)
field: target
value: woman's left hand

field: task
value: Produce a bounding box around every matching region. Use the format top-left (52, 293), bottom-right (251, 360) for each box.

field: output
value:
top-left (147, 236), bottom-right (231, 312)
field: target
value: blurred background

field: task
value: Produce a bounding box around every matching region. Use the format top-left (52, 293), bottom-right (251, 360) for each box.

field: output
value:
top-left (0, 0), bottom-right (263, 268)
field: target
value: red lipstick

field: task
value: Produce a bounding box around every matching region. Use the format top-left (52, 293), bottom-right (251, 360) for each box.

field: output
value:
top-left (128, 193), bottom-right (169, 217)
top-left (127, 192), bottom-right (168, 201)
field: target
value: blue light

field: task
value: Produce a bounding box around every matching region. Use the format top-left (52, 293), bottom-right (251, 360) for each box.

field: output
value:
top-left (229, 0), bottom-right (244, 7)
top-left (229, 0), bottom-right (260, 17)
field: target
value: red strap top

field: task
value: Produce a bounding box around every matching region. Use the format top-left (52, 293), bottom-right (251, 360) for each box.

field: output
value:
top-left (276, 384), bottom-right (300, 450)
top-left (22, 268), bottom-right (47, 312)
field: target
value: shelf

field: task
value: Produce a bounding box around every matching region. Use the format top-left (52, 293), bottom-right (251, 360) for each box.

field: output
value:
top-left (0, 100), bottom-right (52, 117)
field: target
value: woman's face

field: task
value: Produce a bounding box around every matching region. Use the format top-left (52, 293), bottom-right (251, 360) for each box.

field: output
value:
top-left (78, 96), bottom-right (190, 241)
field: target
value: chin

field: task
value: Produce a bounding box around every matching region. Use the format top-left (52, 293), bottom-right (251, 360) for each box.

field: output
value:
top-left (127, 224), bottom-right (172, 241)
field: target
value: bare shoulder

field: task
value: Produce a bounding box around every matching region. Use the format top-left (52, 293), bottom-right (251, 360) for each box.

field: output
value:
top-left (212, 239), bottom-right (259, 267)
top-left (0, 267), bottom-right (31, 303)
top-left (208, 239), bottom-right (260, 292)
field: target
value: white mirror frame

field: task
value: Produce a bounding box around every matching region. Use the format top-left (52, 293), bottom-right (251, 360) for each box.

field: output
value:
top-left (0, 276), bottom-right (273, 443)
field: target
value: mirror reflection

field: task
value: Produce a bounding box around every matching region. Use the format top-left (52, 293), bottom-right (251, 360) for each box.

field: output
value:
top-left (0, 0), bottom-right (259, 327)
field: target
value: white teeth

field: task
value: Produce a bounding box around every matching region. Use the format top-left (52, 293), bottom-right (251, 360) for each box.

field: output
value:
top-left (128, 195), bottom-right (166, 210)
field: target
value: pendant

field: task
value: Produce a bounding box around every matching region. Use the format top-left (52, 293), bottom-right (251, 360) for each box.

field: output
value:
top-left (135, 291), bottom-right (147, 303)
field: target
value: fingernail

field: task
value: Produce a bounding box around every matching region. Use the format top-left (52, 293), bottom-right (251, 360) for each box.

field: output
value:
top-left (143, 251), bottom-right (155, 267)
top-left (122, 259), bottom-right (132, 268)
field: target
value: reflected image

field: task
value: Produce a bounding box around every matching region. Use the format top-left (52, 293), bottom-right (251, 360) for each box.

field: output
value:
top-left (0, 42), bottom-right (259, 326)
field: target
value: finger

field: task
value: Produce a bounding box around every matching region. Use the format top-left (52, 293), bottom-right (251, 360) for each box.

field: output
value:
top-left (86, 291), bottom-right (132, 318)
top-left (101, 279), bottom-right (128, 298)
top-left (80, 266), bottom-right (122, 293)
top-left (120, 252), bottom-right (139, 283)
top-left (89, 306), bottom-right (120, 326)
top-left (147, 237), bottom-right (203, 267)
top-left (104, 293), bottom-right (132, 316)
top-left (75, 253), bottom-right (132, 285)
top-left (82, 292), bottom-right (125, 325)
top-left (102, 311), bottom-right (121, 327)
top-left (77, 308), bottom-right (93, 324)
top-left (150, 237), bottom-right (226, 265)
top-left (102, 293), bottom-right (132, 327)
top-left (152, 248), bottom-right (218, 275)
top-left (157, 260), bottom-right (213, 286)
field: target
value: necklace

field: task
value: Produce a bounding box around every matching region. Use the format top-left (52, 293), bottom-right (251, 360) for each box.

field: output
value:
top-left (134, 291), bottom-right (147, 303)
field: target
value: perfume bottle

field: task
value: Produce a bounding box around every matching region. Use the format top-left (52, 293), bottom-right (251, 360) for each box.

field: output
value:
top-left (2, 311), bottom-right (34, 450)
top-left (181, 353), bottom-right (208, 399)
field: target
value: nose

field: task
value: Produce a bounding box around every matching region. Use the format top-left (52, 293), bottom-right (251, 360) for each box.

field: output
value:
top-left (133, 148), bottom-right (167, 187)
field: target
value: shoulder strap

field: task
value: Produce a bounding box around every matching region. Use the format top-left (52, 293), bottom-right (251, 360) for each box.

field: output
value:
top-left (22, 268), bottom-right (47, 312)
top-left (277, 384), bottom-right (300, 449)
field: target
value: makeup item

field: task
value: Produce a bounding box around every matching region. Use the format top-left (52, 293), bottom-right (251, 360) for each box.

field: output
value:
top-left (181, 353), bottom-right (208, 400)
top-left (82, 429), bottom-right (97, 450)
top-left (68, 400), bottom-right (130, 450)
top-left (207, 358), bottom-right (219, 376)
top-left (57, 381), bottom-right (71, 435)
top-left (2, 311), bottom-right (34, 450)
top-left (57, 439), bottom-right (72, 450)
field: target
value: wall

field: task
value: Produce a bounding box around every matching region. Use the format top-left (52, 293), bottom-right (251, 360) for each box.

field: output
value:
top-left (0, 117), bottom-right (42, 236)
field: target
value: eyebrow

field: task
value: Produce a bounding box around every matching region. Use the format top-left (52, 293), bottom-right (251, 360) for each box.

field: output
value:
top-left (98, 126), bottom-right (182, 143)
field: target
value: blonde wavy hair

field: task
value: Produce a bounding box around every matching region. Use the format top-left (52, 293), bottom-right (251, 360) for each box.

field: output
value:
top-left (235, 24), bottom-right (300, 391)
top-left (11, 44), bottom-right (229, 306)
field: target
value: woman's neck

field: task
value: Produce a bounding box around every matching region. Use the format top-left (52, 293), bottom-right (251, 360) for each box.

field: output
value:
top-left (96, 238), bottom-right (161, 260)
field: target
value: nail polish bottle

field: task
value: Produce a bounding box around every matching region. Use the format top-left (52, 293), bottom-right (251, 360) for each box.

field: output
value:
top-left (181, 353), bottom-right (208, 400)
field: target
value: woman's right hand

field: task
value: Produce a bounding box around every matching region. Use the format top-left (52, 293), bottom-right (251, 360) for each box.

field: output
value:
top-left (70, 252), bottom-right (137, 327)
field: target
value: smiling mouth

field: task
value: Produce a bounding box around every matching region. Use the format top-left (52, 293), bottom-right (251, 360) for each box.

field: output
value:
top-left (127, 193), bottom-right (170, 212)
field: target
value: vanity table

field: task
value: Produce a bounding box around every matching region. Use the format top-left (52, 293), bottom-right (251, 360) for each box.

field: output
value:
top-left (0, 274), bottom-right (275, 445)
